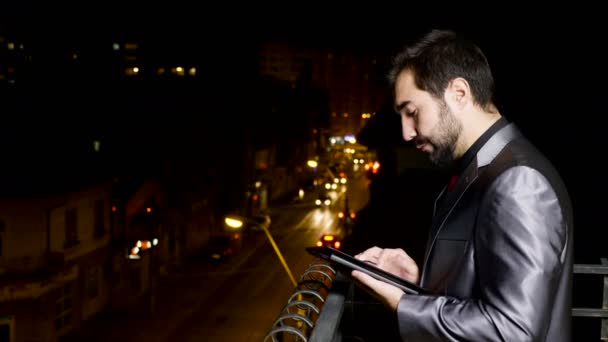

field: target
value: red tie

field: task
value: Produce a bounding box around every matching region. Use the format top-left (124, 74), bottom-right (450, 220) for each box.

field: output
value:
top-left (448, 175), bottom-right (458, 192)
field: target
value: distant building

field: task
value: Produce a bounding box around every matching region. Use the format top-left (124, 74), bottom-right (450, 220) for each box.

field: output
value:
top-left (257, 41), bottom-right (387, 137)
top-left (0, 179), bottom-right (164, 342)
top-left (0, 182), bottom-right (113, 342)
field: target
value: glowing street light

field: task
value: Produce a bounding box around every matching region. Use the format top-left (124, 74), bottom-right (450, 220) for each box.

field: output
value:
top-left (224, 217), bottom-right (244, 228)
top-left (307, 160), bottom-right (318, 168)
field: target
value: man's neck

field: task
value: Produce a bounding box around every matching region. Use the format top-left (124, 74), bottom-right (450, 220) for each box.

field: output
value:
top-left (455, 112), bottom-right (502, 158)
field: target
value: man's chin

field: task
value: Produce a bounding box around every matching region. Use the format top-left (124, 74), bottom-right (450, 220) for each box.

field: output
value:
top-left (429, 154), bottom-right (453, 169)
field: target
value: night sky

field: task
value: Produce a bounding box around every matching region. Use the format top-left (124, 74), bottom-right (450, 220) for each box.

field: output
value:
top-left (1, 5), bottom-right (606, 249)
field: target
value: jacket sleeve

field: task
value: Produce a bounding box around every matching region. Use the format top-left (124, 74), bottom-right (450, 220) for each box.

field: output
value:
top-left (396, 166), bottom-right (569, 341)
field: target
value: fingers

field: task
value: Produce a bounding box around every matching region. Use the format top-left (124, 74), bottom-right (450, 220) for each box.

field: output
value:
top-left (351, 269), bottom-right (405, 311)
top-left (355, 246), bottom-right (383, 263)
top-left (357, 248), bottom-right (420, 283)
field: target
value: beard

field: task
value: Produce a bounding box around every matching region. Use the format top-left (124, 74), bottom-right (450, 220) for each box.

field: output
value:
top-left (416, 101), bottom-right (463, 168)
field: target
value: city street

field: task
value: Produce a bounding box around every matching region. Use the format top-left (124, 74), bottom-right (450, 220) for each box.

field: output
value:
top-left (66, 175), bottom-right (370, 341)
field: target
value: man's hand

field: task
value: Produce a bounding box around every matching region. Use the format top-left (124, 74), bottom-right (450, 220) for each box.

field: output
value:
top-left (350, 247), bottom-right (420, 311)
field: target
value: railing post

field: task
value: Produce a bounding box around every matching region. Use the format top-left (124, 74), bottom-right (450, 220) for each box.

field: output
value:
top-left (601, 258), bottom-right (607, 341)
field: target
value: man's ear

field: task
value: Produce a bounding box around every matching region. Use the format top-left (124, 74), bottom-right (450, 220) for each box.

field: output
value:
top-left (445, 77), bottom-right (471, 110)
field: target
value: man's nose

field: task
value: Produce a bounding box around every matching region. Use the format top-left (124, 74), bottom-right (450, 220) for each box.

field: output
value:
top-left (401, 117), bottom-right (417, 141)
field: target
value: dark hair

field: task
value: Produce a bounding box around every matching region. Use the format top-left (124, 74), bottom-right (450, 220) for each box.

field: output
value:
top-left (388, 29), bottom-right (495, 111)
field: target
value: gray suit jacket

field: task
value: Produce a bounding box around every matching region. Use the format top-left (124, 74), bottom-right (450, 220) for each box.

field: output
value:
top-left (397, 123), bottom-right (573, 341)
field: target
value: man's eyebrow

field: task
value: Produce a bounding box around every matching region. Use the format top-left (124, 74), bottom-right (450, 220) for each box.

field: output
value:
top-left (394, 100), bottom-right (410, 113)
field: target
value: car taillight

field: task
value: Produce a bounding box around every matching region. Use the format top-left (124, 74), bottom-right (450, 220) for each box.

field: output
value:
top-left (334, 241), bottom-right (341, 249)
top-left (316, 241), bottom-right (323, 247)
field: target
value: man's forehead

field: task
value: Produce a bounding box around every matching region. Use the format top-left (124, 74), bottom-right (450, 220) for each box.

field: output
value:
top-left (394, 71), bottom-right (416, 111)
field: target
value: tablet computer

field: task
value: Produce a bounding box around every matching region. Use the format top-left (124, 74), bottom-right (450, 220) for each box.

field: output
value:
top-left (306, 246), bottom-right (429, 295)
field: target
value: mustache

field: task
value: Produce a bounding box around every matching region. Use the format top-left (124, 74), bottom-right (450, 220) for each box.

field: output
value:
top-left (414, 136), bottom-right (430, 146)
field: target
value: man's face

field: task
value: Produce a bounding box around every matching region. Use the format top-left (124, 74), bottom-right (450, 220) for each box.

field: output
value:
top-left (394, 70), bottom-right (463, 168)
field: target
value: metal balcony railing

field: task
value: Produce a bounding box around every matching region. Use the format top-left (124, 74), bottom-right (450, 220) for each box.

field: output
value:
top-left (272, 257), bottom-right (608, 341)
top-left (264, 258), bottom-right (337, 342)
top-left (572, 258), bottom-right (608, 340)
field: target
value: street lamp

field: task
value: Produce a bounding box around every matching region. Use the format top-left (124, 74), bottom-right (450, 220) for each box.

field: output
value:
top-left (224, 217), bottom-right (244, 229)
top-left (223, 213), bottom-right (296, 287)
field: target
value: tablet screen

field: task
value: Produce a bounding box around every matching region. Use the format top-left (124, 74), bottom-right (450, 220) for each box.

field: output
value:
top-left (306, 246), bottom-right (428, 295)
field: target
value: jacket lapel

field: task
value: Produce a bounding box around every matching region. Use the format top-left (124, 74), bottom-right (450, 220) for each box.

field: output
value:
top-left (422, 159), bottom-right (479, 270)
top-left (420, 123), bottom-right (522, 278)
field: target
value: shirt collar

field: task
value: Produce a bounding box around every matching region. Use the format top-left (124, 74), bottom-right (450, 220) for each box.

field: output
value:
top-left (451, 116), bottom-right (509, 175)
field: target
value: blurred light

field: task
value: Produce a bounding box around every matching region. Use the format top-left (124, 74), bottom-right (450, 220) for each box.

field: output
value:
top-left (252, 194), bottom-right (259, 201)
top-left (234, 233), bottom-right (240, 240)
top-left (93, 140), bottom-right (101, 152)
top-left (334, 241), bottom-right (341, 248)
top-left (132, 247), bottom-right (140, 255)
top-left (111, 206), bottom-right (117, 212)
top-left (331, 184), bottom-right (337, 190)
top-left (7, 42), bottom-right (14, 50)
top-left (112, 43), bottom-right (120, 51)
top-left (316, 241), bottom-right (323, 247)
top-left (157, 67), bottom-right (165, 75)
top-left (307, 160), bottom-right (318, 168)
top-left (324, 199), bottom-right (331, 206)
top-left (350, 212), bottom-right (356, 219)
top-left (125, 67), bottom-right (140, 76)
top-left (152, 238), bottom-right (159, 246)
top-left (338, 212), bottom-right (344, 218)
top-left (323, 235), bottom-right (334, 241)
top-left (124, 43), bottom-right (138, 50)
top-left (315, 199), bottom-right (321, 205)
top-left (255, 181), bottom-right (261, 188)
top-left (325, 183), bottom-right (331, 190)
top-left (175, 66), bottom-right (184, 76)
top-left (225, 217), bottom-right (243, 228)
top-left (136, 240), bottom-right (142, 248)
top-left (146, 207), bottom-right (152, 213)
top-left (189, 67), bottom-right (197, 76)
top-left (340, 178), bottom-right (347, 184)
top-left (334, 178), bottom-right (339, 183)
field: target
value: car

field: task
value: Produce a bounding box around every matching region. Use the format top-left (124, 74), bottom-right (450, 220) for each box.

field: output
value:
top-left (315, 193), bottom-right (332, 207)
top-left (337, 209), bottom-right (356, 234)
top-left (316, 233), bottom-right (341, 249)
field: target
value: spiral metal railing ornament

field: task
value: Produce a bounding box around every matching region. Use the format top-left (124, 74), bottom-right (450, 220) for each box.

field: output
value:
top-left (264, 258), bottom-right (337, 342)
